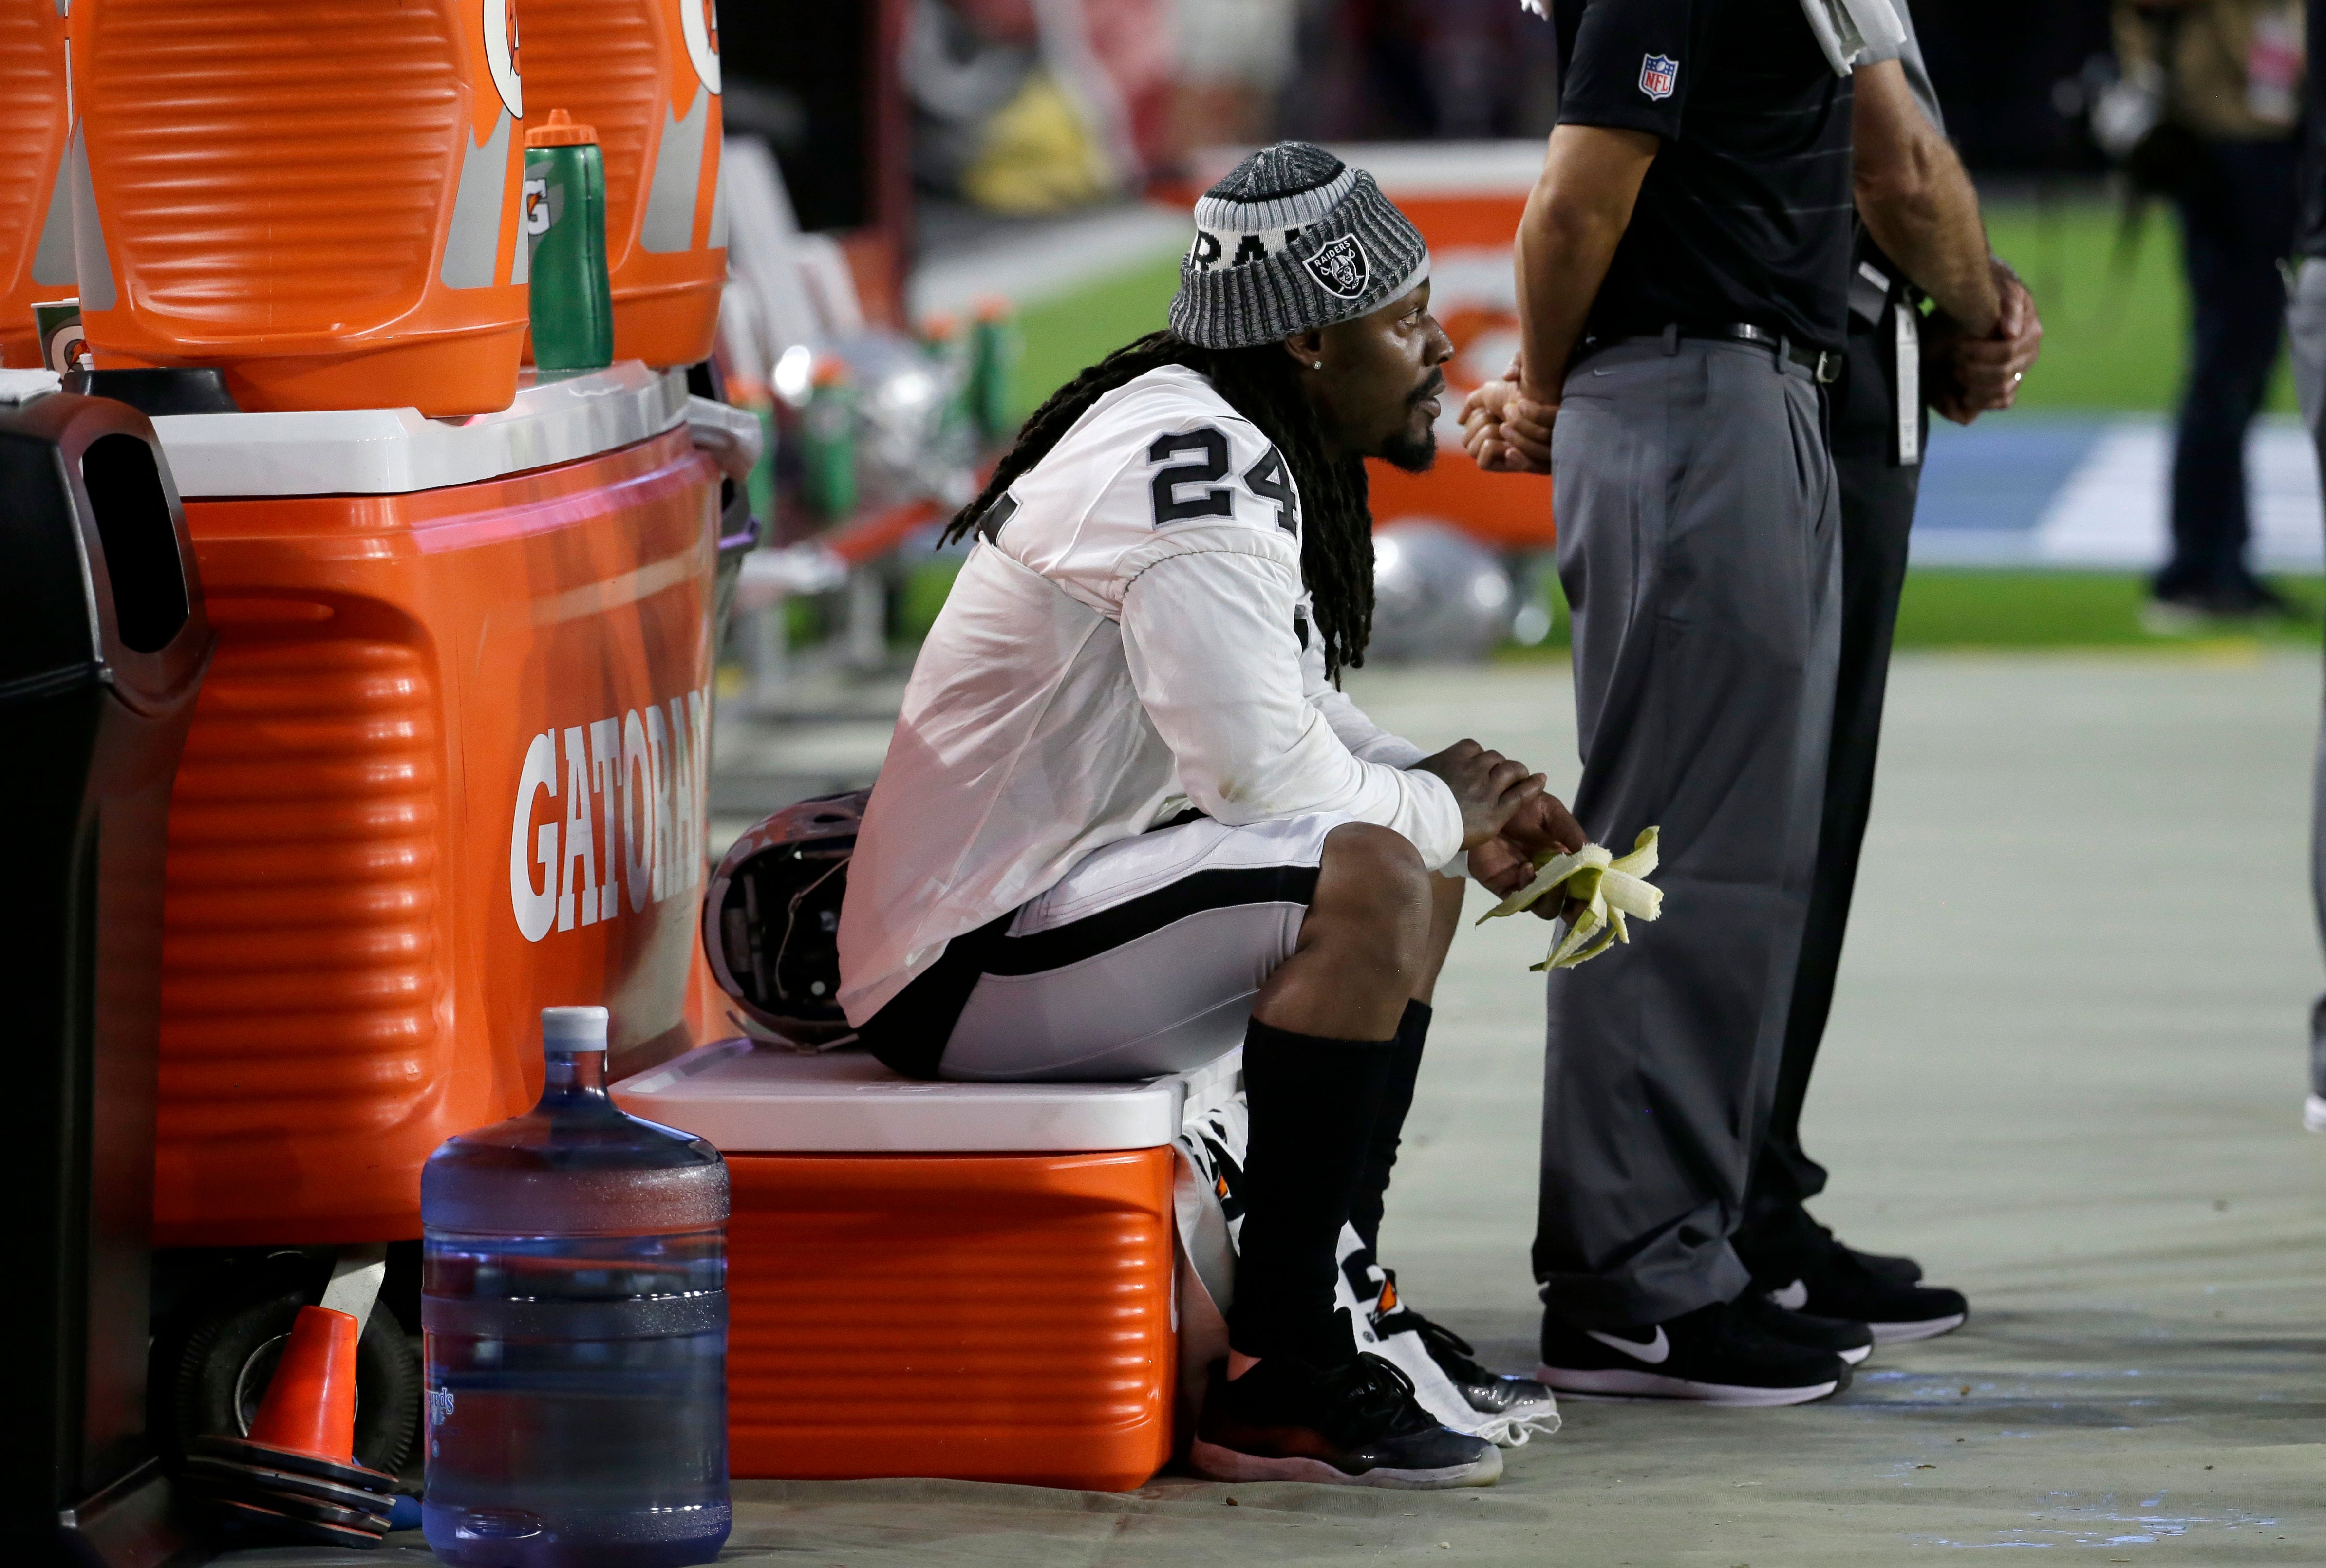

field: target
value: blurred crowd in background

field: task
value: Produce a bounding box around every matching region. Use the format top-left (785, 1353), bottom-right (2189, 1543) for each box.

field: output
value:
top-left (726, 0), bottom-right (2181, 227)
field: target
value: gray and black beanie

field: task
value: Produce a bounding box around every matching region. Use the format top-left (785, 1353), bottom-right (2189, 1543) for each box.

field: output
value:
top-left (1168, 142), bottom-right (1430, 351)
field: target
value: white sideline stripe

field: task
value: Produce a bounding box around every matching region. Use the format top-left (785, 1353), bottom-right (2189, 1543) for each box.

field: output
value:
top-left (2031, 415), bottom-right (2323, 572)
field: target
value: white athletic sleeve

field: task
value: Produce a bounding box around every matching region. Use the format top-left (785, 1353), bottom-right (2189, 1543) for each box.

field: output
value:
top-left (1118, 535), bottom-right (1465, 867)
top-left (1296, 597), bottom-right (1429, 769)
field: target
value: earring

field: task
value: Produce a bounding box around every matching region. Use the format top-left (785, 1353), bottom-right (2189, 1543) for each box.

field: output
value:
top-left (1312, 360), bottom-right (1323, 371)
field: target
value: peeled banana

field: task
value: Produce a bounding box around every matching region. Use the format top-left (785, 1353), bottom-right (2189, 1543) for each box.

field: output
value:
top-left (1477, 826), bottom-right (1665, 971)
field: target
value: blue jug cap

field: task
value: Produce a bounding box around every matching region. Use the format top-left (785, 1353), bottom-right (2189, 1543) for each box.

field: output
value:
top-left (541, 1005), bottom-right (610, 1051)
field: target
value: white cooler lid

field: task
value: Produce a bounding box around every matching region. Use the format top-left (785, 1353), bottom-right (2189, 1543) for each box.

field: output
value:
top-left (150, 362), bottom-right (690, 498)
top-left (610, 1039), bottom-right (1241, 1154)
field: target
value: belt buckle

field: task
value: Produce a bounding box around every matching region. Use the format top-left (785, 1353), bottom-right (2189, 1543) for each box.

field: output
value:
top-left (1813, 349), bottom-right (1839, 384)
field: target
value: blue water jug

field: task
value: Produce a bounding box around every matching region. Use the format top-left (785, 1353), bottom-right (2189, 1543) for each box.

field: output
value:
top-left (420, 1006), bottom-right (730, 1568)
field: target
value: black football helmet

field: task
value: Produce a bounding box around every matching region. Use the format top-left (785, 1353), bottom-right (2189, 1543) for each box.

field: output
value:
top-left (701, 788), bottom-right (868, 1044)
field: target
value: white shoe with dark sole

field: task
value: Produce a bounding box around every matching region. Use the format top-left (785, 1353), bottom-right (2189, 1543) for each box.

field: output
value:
top-left (1532, 1363), bottom-right (1841, 1407)
top-left (1868, 1312), bottom-right (1968, 1345)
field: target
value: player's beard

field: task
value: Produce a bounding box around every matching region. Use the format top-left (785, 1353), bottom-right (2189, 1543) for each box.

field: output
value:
top-left (1378, 373), bottom-right (1444, 474)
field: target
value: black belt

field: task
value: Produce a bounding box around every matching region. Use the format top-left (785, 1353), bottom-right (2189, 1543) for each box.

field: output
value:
top-left (1582, 323), bottom-right (1843, 384)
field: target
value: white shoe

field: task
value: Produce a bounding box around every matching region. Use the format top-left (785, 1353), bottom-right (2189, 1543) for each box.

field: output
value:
top-left (2304, 1093), bottom-right (2326, 1133)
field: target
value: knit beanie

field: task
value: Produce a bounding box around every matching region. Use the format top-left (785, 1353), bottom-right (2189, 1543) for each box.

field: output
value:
top-left (1168, 143), bottom-right (1431, 350)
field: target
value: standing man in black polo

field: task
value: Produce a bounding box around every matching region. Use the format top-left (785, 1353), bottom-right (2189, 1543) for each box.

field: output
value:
top-left (1466, 0), bottom-right (2043, 1405)
top-left (1462, 0), bottom-right (1861, 1405)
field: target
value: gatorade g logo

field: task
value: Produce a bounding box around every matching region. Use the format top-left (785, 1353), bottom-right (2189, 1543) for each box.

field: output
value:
top-left (508, 687), bottom-right (711, 943)
top-left (486, 0), bottom-right (523, 119)
top-left (681, 0), bottom-right (721, 95)
top-left (524, 178), bottom-right (551, 237)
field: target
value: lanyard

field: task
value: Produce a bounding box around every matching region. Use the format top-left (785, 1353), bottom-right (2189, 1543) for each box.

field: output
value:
top-left (1894, 300), bottom-right (1920, 467)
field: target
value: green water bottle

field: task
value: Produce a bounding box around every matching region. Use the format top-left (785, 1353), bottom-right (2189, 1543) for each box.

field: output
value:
top-left (800, 358), bottom-right (857, 521)
top-left (525, 109), bottom-right (614, 374)
top-left (969, 298), bottom-right (1020, 445)
top-left (919, 312), bottom-right (975, 458)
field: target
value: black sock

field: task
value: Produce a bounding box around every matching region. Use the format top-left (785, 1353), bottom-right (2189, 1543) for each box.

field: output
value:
top-left (1228, 1015), bottom-right (1399, 1364)
top-left (1346, 1000), bottom-right (1430, 1262)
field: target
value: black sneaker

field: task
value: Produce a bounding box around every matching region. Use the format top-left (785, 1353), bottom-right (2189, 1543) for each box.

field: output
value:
top-left (1764, 1260), bottom-right (1967, 1345)
top-left (1853, 1245), bottom-right (1925, 1288)
top-left (1373, 1301), bottom-right (1560, 1422)
top-left (1535, 1299), bottom-right (1851, 1406)
top-left (1733, 1288), bottom-right (1873, 1366)
top-left (1191, 1355), bottom-right (1503, 1489)
top-left (1739, 1203), bottom-right (1922, 1287)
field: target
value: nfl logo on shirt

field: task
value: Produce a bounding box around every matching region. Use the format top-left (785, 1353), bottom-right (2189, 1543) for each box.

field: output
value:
top-left (1639, 54), bottom-right (1678, 100)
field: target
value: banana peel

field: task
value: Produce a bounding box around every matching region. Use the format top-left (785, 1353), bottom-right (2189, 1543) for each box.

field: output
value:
top-left (1477, 827), bottom-right (1665, 971)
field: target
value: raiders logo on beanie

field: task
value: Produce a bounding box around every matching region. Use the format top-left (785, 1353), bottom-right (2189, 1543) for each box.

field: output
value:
top-left (1168, 142), bottom-right (1430, 350)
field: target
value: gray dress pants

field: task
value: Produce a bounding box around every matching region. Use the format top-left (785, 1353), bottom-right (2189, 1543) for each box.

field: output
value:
top-left (1534, 336), bottom-right (1842, 1328)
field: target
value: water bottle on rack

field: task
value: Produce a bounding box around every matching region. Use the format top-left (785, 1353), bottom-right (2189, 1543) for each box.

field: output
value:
top-left (420, 1007), bottom-right (730, 1568)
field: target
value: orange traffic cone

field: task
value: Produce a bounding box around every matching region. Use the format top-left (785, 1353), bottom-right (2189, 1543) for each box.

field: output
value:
top-left (247, 1306), bottom-right (361, 1461)
top-left (182, 1306), bottom-right (396, 1549)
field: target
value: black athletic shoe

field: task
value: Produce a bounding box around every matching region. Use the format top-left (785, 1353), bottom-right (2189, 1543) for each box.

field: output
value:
top-left (1765, 1258), bottom-right (1968, 1345)
top-left (1191, 1355), bottom-right (1502, 1489)
top-left (1733, 1288), bottom-right (1873, 1366)
top-left (1852, 1245), bottom-right (1925, 1288)
top-left (1535, 1299), bottom-right (1851, 1407)
top-left (1738, 1204), bottom-right (1922, 1287)
top-left (1374, 1301), bottom-right (1560, 1422)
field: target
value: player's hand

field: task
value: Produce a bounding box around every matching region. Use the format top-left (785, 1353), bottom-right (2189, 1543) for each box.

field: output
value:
top-left (1468, 791), bottom-right (1587, 918)
top-left (1414, 739), bottom-right (1546, 850)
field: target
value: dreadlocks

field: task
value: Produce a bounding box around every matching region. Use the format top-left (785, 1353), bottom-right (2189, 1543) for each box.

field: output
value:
top-left (942, 331), bottom-right (1376, 678)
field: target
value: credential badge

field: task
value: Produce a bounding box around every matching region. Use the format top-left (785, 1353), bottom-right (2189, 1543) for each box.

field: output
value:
top-left (1639, 54), bottom-right (1678, 101)
top-left (1303, 233), bottom-right (1370, 300)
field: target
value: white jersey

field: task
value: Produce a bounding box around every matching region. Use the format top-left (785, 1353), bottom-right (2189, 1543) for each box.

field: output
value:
top-left (836, 364), bottom-right (1463, 1025)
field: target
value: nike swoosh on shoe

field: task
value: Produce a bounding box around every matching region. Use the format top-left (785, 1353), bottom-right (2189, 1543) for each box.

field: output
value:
top-left (1585, 1326), bottom-right (1671, 1365)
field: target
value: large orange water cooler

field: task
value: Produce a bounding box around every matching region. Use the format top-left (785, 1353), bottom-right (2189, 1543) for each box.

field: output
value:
top-left (145, 365), bottom-right (724, 1253)
top-left (612, 1043), bottom-right (1238, 1492)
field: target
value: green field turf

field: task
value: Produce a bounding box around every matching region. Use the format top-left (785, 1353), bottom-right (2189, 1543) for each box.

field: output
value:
top-left (1007, 253), bottom-right (1182, 422)
top-left (1981, 196), bottom-right (2296, 414)
top-left (1495, 567), bottom-right (2323, 660)
top-left (1896, 568), bottom-right (2320, 647)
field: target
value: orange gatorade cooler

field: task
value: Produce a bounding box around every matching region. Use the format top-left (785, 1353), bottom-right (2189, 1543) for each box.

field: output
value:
top-left (520, 0), bottom-right (725, 367)
top-left (0, 0), bottom-right (74, 366)
top-left (145, 364), bottom-right (722, 1246)
top-left (67, 0), bottom-right (530, 415)
top-left (612, 1042), bottom-right (1238, 1491)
